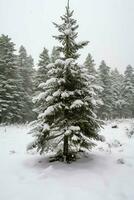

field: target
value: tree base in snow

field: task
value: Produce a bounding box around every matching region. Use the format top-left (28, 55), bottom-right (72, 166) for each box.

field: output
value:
top-left (49, 151), bottom-right (77, 163)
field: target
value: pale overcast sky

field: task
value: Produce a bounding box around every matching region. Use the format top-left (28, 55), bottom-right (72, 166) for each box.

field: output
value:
top-left (0, 0), bottom-right (134, 72)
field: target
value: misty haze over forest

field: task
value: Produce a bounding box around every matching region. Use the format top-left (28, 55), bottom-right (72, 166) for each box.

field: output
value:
top-left (0, 0), bottom-right (134, 72)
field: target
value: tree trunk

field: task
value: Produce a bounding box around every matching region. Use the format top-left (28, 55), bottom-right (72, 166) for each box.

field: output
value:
top-left (63, 135), bottom-right (69, 162)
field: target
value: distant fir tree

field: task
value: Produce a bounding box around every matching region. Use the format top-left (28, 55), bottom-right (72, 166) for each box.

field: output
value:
top-left (110, 68), bottom-right (124, 118)
top-left (0, 35), bottom-right (22, 123)
top-left (51, 46), bottom-right (60, 63)
top-left (35, 47), bottom-right (50, 90)
top-left (97, 60), bottom-right (113, 119)
top-left (17, 45), bottom-right (34, 122)
top-left (84, 53), bottom-right (103, 113)
top-left (122, 65), bottom-right (134, 118)
top-left (84, 53), bottom-right (96, 75)
top-left (28, 0), bottom-right (103, 163)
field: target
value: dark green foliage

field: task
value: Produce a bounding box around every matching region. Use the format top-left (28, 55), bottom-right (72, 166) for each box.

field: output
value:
top-left (97, 60), bottom-right (113, 119)
top-left (35, 47), bottom-right (50, 90)
top-left (84, 53), bottom-right (96, 75)
top-left (110, 68), bottom-right (124, 118)
top-left (17, 46), bottom-right (35, 122)
top-left (122, 65), bottom-right (134, 118)
top-left (53, 1), bottom-right (88, 60)
top-left (0, 35), bottom-right (22, 123)
top-left (51, 46), bottom-right (60, 63)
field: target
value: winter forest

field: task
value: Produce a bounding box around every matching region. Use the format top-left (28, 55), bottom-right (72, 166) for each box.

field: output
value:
top-left (0, 0), bottom-right (134, 199)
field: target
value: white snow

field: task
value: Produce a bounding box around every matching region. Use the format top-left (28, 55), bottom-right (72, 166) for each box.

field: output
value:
top-left (43, 106), bottom-right (55, 117)
top-left (69, 125), bottom-right (80, 131)
top-left (70, 99), bottom-right (84, 109)
top-left (33, 92), bottom-right (46, 102)
top-left (43, 123), bottom-right (50, 132)
top-left (61, 91), bottom-right (74, 99)
top-left (61, 91), bottom-right (69, 98)
top-left (45, 77), bottom-right (57, 86)
top-left (53, 90), bottom-right (61, 97)
top-left (46, 63), bottom-right (55, 69)
top-left (0, 119), bottom-right (134, 200)
top-left (46, 95), bottom-right (53, 102)
top-left (55, 59), bottom-right (65, 65)
top-left (64, 28), bottom-right (72, 35)
top-left (38, 106), bottom-right (55, 119)
top-left (65, 58), bottom-right (74, 65)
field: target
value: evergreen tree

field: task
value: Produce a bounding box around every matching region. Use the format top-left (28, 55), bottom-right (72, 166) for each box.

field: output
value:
top-left (0, 35), bottom-right (22, 123)
top-left (110, 68), bottom-right (124, 118)
top-left (35, 47), bottom-right (50, 89)
top-left (84, 53), bottom-right (96, 75)
top-left (84, 53), bottom-right (103, 113)
top-left (51, 46), bottom-right (60, 63)
top-left (122, 65), bottom-right (134, 118)
top-left (97, 60), bottom-right (113, 119)
top-left (28, 1), bottom-right (103, 163)
top-left (53, 0), bottom-right (88, 60)
top-left (17, 46), bottom-right (34, 122)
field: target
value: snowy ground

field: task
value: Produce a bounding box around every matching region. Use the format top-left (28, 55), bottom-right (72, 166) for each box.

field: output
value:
top-left (0, 119), bottom-right (134, 200)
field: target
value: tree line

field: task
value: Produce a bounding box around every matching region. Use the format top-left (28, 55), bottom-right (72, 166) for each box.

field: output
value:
top-left (0, 35), bottom-right (134, 124)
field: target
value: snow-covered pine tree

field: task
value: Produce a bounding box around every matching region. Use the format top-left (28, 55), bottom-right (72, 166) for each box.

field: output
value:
top-left (97, 60), bottom-right (113, 119)
top-left (110, 68), bottom-right (125, 118)
top-left (0, 35), bottom-right (22, 123)
top-left (28, 0), bottom-right (103, 163)
top-left (51, 46), bottom-right (60, 63)
top-left (17, 46), bottom-right (34, 122)
top-left (35, 47), bottom-right (50, 90)
top-left (84, 53), bottom-right (103, 113)
top-left (122, 65), bottom-right (134, 118)
top-left (84, 53), bottom-right (96, 75)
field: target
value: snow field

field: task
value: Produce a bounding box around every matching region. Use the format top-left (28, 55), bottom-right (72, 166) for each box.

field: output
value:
top-left (0, 119), bottom-right (134, 200)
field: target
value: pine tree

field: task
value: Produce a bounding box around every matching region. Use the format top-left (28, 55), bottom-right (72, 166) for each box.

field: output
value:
top-left (17, 46), bottom-right (34, 122)
top-left (84, 53), bottom-right (96, 75)
top-left (28, 0), bottom-right (103, 163)
top-left (110, 68), bottom-right (124, 118)
top-left (97, 60), bottom-right (113, 119)
top-left (35, 47), bottom-right (50, 90)
top-left (84, 53), bottom-right (103, 112)
top-left (0, 35), bottom-right (22, 123)
top-left (51, 46), bottom-right (60, 63)
top-left (122, 65), bottom-right (134, 118)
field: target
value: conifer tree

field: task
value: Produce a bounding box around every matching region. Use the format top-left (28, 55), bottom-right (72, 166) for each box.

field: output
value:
top-left (110, 68), bottom-right (124, 118)
top-left (51, 46), bottom-right (60, 63)
top-left (28, 0), bottom-right (103, 162)
top-left (84, 53), bottom-right (103, 111)
top-left (97, 60), bottom-right (113, 119)
top-left (84, 53), bottom-right (96, 75)
top-left (122, 65), bottom-right (134, 118)
top-left (0, 35), bottom-right (22, 123)
top-left (35, 47), bottom-right (50, 90)
top-left (17, 45), bottom-right (34, 122)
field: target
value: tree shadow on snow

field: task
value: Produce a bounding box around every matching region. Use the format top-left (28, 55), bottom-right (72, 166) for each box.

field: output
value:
top-left (23, 152), bottom-right (110, 175)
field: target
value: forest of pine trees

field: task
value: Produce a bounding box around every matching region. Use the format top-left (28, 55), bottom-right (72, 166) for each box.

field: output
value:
top-left (0, 34), bottom-right (134, 124)
top-left (0, 1), bottom-right (134, 124)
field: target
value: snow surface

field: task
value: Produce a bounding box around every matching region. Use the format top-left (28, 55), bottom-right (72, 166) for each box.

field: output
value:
top-left (0, 119), bottom-right (134, 200)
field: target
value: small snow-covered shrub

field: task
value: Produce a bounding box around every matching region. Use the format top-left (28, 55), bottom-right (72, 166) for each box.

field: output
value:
top-left (117, 158), bottom-right (125, 164)
top-left (126, 124), bottom-right (134, 138)
top-left (112, 139), bottom-right (122, 148)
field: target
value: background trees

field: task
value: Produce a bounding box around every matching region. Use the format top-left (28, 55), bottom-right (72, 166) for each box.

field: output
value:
top-left (17, 45), bottom-right (35, 122)
top-left (0, 35), bottom-right (22, 123)
top-left (97, 60), bottom-right (113, 119)
top-left (0, 32), bottom-right (134, 125)
top-left (0, 35), bottom-right (34, 124)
